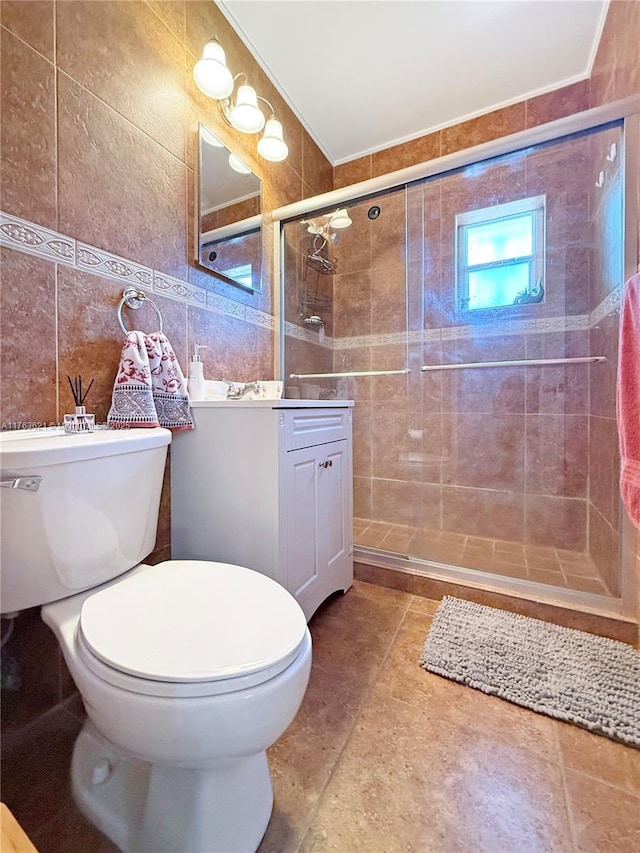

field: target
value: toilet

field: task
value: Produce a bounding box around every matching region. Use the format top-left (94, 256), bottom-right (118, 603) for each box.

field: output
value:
top-left (0, 427), bottom-right (312, 853)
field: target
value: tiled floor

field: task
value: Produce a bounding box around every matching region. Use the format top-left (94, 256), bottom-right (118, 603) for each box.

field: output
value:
top-left (354, 518), bottom-right (612, 596)
top-left (2, 581), bottom-right (639, 852)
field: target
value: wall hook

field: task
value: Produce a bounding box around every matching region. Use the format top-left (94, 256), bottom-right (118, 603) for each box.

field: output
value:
top-left (606, 142), bottom-right (617, 162)
top-left (595, 170), bottom-right (605, 189)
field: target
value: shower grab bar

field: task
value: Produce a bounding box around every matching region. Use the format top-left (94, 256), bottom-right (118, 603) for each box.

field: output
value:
top-left (289, 369), bottom-right (411, 379)
top-left (420, 356), bottom-right (607, 372)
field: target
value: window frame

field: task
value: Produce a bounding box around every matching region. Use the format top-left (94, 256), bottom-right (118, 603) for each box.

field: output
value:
top-left (455, 195), bottom-right (546, 313)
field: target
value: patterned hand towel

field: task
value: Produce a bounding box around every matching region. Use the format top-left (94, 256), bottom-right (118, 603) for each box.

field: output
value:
top-left (108, 332), bottom-right (193, 431)
top-left (617, 271), bottom-right (640, 528)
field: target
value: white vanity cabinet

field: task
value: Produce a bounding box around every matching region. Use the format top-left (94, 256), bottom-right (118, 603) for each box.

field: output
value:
top-left (170, 401), bottom-right (353, 620)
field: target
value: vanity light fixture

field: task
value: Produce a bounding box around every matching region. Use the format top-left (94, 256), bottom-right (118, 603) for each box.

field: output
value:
top-left (194, 38), bottom-right (289, 163)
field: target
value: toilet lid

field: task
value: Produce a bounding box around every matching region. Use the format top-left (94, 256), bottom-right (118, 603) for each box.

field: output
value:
top-left (79, 560), bottom-right (308, 683)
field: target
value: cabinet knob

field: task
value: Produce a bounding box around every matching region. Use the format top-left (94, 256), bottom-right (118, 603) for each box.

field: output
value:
top-left (319, 459), bottom-right (333, 469)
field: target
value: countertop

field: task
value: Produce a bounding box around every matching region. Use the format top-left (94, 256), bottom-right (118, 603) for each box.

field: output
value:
top-left (190, 399), bottom-right (354, 408)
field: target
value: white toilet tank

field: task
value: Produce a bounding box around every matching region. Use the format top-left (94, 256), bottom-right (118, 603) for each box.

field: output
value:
top-left (0, 427), bottom-right (171, 613)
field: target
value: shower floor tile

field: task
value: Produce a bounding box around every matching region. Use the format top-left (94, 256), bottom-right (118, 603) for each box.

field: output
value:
top-left (354, 517), bottom-right (612, 595)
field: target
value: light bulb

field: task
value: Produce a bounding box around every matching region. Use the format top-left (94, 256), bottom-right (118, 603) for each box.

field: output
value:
top-left (228, 153), bottom-right (252, 175)
top-left (229, 83), bottom-right (265, 133)
top-left (193, 40), bottom-right (234, 100)
top-left (257, 118), bottom-right (289, 162)
top-left (329, 208), bottom-right (352, 229)
top-left (201, 126), bottom-right (224, 147)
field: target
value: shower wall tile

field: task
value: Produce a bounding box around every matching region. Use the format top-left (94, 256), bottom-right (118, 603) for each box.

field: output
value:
top-left (525, 80), bottom-right (590, 128)
top-left (372, 479), bottom-right (441, 529)
top-left (588, 415), bottom-right (620, 530)
top-left (333, 271), bottom-right (372, 337)
top-left (371, 406), bottom-right (411, 482)
top-left (525, 414), bottom-right (588, 499)
top-left (56, 0), bottom-right (187, 161)
top-left (524, 495), bottom-right (587, 551)
top-left (446, 413), bottom-right (525, 493)
top-left (442, 486), bottom-right (524, 542)
top-left (588, 507), bottom-right (620, 596)
top-left (334, 208), bottom-right (372, 275)
top-left (353, 475), bottom-right (372, 520)
top-left (352, 403), bottom-right (373, 478)
top-left (0, 29), bottom-right (57, 230)
top-left (441, 103), bottom-right (526, 156)
top-left (0, 249), bottom-right (57, 428)
top-left (446, 335), bottom-right (526, 415)
top-left (370, 344), bottom-right (410, 404)
top-left (589, 316), bottom-right (619, 419)
top-left (57, 73), bottom-right (188, 280)
top-left (370, 263), bottom-right (408, 335)
top-left (370, 191), bottom-right (407, 272)
top-left (0, 0), bottom-right (54, 60)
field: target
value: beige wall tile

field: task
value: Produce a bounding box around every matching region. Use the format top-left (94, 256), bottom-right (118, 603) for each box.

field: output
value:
top-left (57, 72), bottom-right (188, 279)
top-left (0, 0), bottom-right (54, 60)
top-left (1, 29), bottom-right (56, 229)
top-left (56, 0), bottom-right (187, 161)
top-left (0, 249), bottom-right (57, 426)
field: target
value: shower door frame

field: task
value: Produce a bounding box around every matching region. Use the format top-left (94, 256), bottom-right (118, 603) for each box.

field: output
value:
top-left (273, 96), bottom-right (640, 619)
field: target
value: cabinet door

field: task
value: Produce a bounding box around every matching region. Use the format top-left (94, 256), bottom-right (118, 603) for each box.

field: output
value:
top-left (285, 445), bottom-right (319, 604)
top-left (285, 440), bottom-right (352, 619)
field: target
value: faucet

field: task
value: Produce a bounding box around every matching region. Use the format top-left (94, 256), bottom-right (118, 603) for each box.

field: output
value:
top-left (222, 380), bottom-right (261, 400)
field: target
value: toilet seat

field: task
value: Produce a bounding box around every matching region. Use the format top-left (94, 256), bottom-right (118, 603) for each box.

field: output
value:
top-left (76, 560), bottom-right (309, 698)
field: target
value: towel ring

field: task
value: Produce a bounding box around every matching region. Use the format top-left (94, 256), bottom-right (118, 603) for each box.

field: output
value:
top-left (117, 287), bottom-right (164, 335)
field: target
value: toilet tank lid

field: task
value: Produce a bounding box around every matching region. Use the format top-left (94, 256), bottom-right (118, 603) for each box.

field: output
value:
top-left (79, 560), bottom-right (308, 683)
top-left (0, 426), bottom-right (171, 467)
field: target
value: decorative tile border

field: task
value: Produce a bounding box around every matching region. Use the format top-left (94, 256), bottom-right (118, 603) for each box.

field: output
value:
top-left (153, 271), bottom-right (206, 307)
top-left (590, 283), bottom-right (622, 326)
top-left (0, 212), bottom-right (75, 266)
top-left (0, 209), bottom-right (624, 348)
top-left (0, 209), bottom-right (272, 330)
top-left (77, 242), bottom-right (153, 289)
top-left (245, 306), bottom-right (276, 330)
top-left (207, 292), bottom-right (245, 320)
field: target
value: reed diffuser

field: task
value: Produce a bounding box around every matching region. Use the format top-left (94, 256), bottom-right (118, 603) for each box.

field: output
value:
top-left (64, 375), bottom-right (96, 433)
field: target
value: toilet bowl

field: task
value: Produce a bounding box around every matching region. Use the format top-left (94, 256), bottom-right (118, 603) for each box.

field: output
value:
top-left (43, 559), bottom-right (311, 853)
top-left (0, 428), bottom-right (312, 852)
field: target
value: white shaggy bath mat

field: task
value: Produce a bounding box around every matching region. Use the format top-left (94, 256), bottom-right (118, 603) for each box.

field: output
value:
top-left (419, 596), bottom-right (640, 747)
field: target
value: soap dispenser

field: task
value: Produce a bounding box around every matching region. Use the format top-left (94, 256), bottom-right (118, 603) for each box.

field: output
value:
top-left (187, 345), bottom-right (207, 402)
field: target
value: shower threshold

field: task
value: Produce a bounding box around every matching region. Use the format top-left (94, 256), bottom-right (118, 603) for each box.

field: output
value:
top-left (354, 518), bottom-right (611, 595)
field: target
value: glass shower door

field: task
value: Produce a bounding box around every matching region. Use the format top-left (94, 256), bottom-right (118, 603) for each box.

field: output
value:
top-left (281, 186), bottom-right (414, 552)
top-left (409, 121), bottom-right (625, 600)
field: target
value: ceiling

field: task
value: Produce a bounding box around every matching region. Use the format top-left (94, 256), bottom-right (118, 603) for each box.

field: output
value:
top-left (218, 0), bottom-right (608, 165)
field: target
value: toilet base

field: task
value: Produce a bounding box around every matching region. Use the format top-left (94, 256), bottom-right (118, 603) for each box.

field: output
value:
top-left (72, 720), bottom-right (273, 853)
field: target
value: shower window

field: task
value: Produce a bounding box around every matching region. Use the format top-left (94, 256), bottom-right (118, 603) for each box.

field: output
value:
top-left (456, 195), bottom-right (546, 311)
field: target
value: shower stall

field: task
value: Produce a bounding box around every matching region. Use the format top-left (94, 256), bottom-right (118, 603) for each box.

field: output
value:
top-left (277, 103), bottom-right (638, 616)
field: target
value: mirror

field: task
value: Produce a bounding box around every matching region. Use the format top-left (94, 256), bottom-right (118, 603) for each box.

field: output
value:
top-left (195, 124), bottom-right (262, 292)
